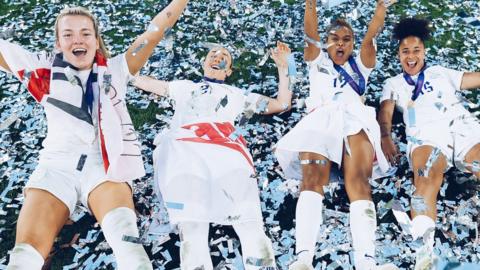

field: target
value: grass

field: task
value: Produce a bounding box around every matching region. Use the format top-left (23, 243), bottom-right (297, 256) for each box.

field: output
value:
top-left (127, 102), bottom-right (165, 130)
top-left (0, 0), bottom-right (479, 269)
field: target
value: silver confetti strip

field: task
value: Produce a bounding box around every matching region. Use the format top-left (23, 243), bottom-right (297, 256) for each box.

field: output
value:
top-left (64, 66), bottom-right (78, 86)
top-left (2, 1), bottom-right (480, 269)
top-left (132, 39), bottom-right (149, 56)
top-left (0, 113), bottom-right (19, 131)
top-left (121, 235), bottom-right (142, 244)
top-left (102, 74), bottom-right (112, 94)
top-left (146, 23), bottom-right (159, 32)
top-left (411, 195), bottom-right (428, 214)
top-left (418, 147), bottom-right (442, 178)
top-left (300, 159), bottom-right (327, 166)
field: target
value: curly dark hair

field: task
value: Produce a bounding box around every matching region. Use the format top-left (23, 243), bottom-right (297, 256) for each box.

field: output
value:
top-left (393, 17), bottom-right (431, 43)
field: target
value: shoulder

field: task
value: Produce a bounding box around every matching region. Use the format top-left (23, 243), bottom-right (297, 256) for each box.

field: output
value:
top-left (426, 65), bottom-right (460, 79)
top-left (223, 83), bottom-right (242, 92)
top-left (169, 79), bottom-right (195, 88)
top-left (426, 65), bottom-right (445, 73)
top-left (353, 53), bottom-right (373, 74)
top-left (308, 50), bottom-right (329, 65)
top-left (384, 73), bottom-right (404, 88)
top-left (106, 53), bottom-right (132, 78)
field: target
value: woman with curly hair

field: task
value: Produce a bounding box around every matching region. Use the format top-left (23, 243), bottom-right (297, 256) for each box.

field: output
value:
top-left (378, 17), bottom-right (480, 269)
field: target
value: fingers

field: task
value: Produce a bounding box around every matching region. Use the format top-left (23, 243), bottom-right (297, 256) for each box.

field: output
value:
top-left (387, 148), bottom-right (400, 165)
top-left (382, 139), bottom-right (400, 165)
top-left (269, 41), bottom-right (291, 68)
top-left (270, 48), bottom-right (278, 60)
top-left (275, 41), bottom-right (291, 53)
top-left (382, 0), bottom-right (397, 8)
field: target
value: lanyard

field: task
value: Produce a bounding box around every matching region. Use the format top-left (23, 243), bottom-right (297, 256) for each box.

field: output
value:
top-left (403, 63), bottom-right (427, 101)
top-left (333, 56), bottom-right (366, 96)
top-left (203, 76), bottom-right (224, 84)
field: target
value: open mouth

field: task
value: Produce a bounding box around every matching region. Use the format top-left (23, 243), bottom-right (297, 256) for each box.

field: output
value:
top-left (407, 61), bottom-right (417, 68)
top-left (211, 60), bottom-right (227, 71)
top-left (336, 49), bottom-right (345, 58)
top-left (72, 48), bottom-right (87, 57)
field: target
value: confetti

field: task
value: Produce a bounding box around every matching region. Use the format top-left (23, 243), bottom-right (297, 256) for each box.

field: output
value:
top-left (418, 148), bottom-right (442, 178)
top-left (1, 1), bottom-right (480, 269)
top-left (0, 112), bottom-right (19, 131)
top-left (132, 39), bottom-right (149, 56)
top-left (299, 159), bottom-right (327, 166)
top-left (146, 23), bottom-right (159, 32)
top-left (165, 201), bottom-right (184, 210)
top-left (0, 28), bottom-right (17, 39)
top-left (64, 66), bottom-right (78, 86)
top-left (215, 94), bottom-right (228, 112)
top-left (217, 59), bottom-right (227, 70)
top-left (411, 195), bottom-right (428, 214)
top-left (407, 106), bottom-right (416, 127)
top-left (102, 74), bottom-right (112, 94)
top-left (122, 235), bottom-right (142, 244)
top-left (321, 0), bottom-right (349, 9)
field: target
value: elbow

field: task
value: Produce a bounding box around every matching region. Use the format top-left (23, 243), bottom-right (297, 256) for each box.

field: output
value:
top-left (285, 100), bottom-right (293, 112)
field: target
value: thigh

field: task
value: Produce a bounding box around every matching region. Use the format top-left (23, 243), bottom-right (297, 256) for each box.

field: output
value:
top-left (343, 130), bottom-right (374, 179)
top-left (16, 188), bottom-right (70, 258)
top-left (299, 152), bottom-right (331, 193)
top-left (463, 143), bottom-right (480, 178)
top-left (342, 130), bottom-right (374, 200)
top-left (88, 181), bottom-right (135, 224)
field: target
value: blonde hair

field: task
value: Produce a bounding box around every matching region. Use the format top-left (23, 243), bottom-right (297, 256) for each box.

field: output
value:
top-left (54, 6), bottom-right (110, 58)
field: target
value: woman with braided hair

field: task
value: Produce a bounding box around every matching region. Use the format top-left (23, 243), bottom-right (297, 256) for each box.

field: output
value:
top-left (275, 0), bottom-right (398, 269)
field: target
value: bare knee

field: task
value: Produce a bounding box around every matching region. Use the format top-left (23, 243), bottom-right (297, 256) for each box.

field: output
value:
top-left (301, 166), bottom-right (330, 193)
top-left (88, 181), bottom-right (134, 223)
top-left (16, 189), bottom-right (69, 258)
top-left (344, 166), bottom-right (372, 200)
top-left (413, 170), bottom-right (443, 199)
top-left (413, 162), bottom-right (445, 195)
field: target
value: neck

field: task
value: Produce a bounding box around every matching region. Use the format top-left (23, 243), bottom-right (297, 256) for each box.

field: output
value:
top-left (203, 76), bottom-right (224, 84)
top-left (405, 62), bottom-right (427, 76)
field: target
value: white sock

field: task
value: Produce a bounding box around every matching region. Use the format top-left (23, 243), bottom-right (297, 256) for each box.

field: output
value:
top-left (6, 243), bottom-right (44, 270)
top-left (233, 222), bottom-right (275, 270)
top-left (101, 207), bottom-right (152, 270)
top-left (350, 200), bottom-right (377, 268)
top-left (295, 191), bottom-right (324, 264)
top-left (179, 222), bottom-right (213, 270)
top-left (412, 215), bottom-right (435, 249)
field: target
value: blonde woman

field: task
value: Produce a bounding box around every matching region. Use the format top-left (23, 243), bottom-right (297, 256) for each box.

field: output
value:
top-left (0, 1), bottom-right (189, 269)
top-left (133, 41), bottom-right (292, 269)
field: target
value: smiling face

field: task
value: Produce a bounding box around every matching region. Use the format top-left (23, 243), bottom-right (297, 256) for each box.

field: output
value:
top-left (398, 36), bottom-right (426, 76)
top-left (55, 15), bottom-right (99, 70)
top-left (202, 47), bottom-right (233, 81)
top-left (326, 26), bottom-right (354, 65)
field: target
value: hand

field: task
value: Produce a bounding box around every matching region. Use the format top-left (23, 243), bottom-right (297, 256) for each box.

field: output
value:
top-left (381, 136), bottom-right (399, 165)
top-left (270, 41), bottom-right (291, 69)
top-left (378, 0), bottom-right (397, 9)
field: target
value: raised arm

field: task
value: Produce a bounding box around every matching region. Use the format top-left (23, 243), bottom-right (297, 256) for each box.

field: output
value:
top-left (460, 72), bottom-right (480, 90)
top-left (0, 52), bottom-right (11, 72)
top-left (260, 41), bottom-right (292, 115)
top-left (132, 75), bottom-right (169, 97)
top-left (125, 0), bottom-right (189, 75)
top-left (378, 99), bottom-right (398, 164)
top-left (360, 0), bottom-right (396, 68)
top-left (304, 0), bottom-right (320, 62)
